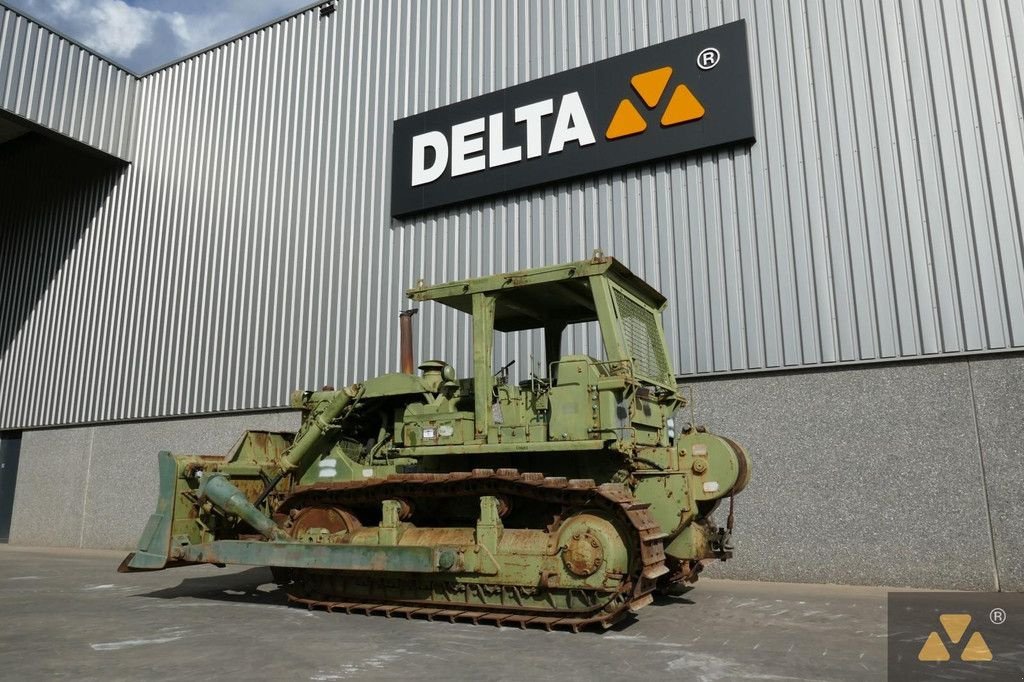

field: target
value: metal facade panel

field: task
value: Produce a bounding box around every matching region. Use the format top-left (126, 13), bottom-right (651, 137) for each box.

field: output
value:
top-left (0, 6), bottom-right (135, 158)
top-left (0, 0), bottom-right (1022, 429)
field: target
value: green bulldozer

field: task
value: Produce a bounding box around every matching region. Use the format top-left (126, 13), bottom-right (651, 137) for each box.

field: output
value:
top-left (121, 254), bottom-right (750, 630)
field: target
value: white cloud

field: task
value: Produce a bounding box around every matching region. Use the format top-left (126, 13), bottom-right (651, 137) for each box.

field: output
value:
top-left (85, 1), bottom-right (161, 59)
top-left (21, 0), bottom-right (166, 59)
top-left (163, 12), bottom-right (220, 55)
top-left (10, 0), bottom-right (310, 71)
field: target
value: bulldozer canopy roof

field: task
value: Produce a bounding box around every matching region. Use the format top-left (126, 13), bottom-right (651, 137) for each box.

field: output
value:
top-left (406, 257), bottom-right (666, 332)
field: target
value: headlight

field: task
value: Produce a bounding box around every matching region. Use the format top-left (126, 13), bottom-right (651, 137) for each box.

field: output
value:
top-left (442, 364), bottom-right (457, 382)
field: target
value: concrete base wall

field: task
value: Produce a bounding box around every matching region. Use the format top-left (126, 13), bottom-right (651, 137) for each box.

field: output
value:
top-left (686, 355), bottom-right (1022, 591)
top-left (9, 411), bottom-right (299, 551)
top-left (8, 355), bottom-right (1022, 591)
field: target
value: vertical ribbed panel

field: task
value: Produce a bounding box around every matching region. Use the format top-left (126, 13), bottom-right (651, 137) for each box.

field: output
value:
top-left (0, 6), bottom-right (137, 157)
top-left (1, 0), bottom-right (1023, 429)
top-left (0, 6), bottom-right (135, 158)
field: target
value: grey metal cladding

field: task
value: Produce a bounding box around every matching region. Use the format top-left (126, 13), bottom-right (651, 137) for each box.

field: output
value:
top-left (0, 6), bottom-right (136, 158)
top-left (0, 0), bottom-right (1023, 430)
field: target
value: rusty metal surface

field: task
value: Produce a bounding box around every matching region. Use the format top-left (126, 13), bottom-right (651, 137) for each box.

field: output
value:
top-left (277, 469), bottom-right (672, 631)
top-left (176, 541), bottom-right (445, 574)
top-left (288, 506), bottom-right (360, 537)
top-left (562, 529), bottom-right (604, 577)
top-left (398, 309), bottom-right (419, 375)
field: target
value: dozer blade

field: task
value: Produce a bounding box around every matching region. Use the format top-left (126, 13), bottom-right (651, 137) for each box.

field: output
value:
top-left (118, 451), bottom-right (177, 572)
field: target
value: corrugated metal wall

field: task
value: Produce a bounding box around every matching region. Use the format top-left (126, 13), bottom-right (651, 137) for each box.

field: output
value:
top-left (1, 0), bottom-right (1023, 429)
top-left (0, 7), bottom-right (135, 158)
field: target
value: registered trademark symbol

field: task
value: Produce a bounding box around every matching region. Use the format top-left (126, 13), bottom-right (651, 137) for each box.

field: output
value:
top-left (697, 47), bottom-right (720, 70)
top-left (990, 607), bottom-right (1006, 625)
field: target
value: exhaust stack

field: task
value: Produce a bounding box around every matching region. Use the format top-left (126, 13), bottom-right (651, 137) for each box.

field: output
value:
top-left (399, 309), bottom-right (419, 374)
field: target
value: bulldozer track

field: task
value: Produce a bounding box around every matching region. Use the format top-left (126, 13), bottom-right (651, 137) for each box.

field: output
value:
top-left (287, 594), bottom-right (627, 633)
top-left (277, 469), bottom-right (668, 631)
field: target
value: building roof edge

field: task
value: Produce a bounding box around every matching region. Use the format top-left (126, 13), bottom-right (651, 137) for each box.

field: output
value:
top-left (137, 1), bottom-right (328, 77)
top-left (0, 0), bottom-right (330, 79)
top-left (0, 0), bottom-right (140, 76)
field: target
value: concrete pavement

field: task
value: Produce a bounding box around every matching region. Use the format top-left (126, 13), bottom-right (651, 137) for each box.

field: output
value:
top-left (0, 546), bottom-right (888, 680)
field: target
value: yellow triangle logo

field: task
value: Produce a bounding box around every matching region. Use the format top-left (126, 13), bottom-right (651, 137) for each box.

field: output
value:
top-left (605, 69), bottom-right (706, 140)
top-left (961, 632), bottom-right (993, 662)
top-left (605, 100), bottom-right (647, 139)
top-left (918, 614), bottom-right (995, 663)
top-left (661, 84), bottom-right (705, 126)
top-left (917, 631), bottom-right (950, 661)
top-left (630, 66), bottom-right (672, 108)
top-left (939, 614), bottom-right (971, 643)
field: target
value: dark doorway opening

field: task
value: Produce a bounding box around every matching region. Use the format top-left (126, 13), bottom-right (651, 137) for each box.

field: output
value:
top-left (0, 432), bottom-right (21, 543)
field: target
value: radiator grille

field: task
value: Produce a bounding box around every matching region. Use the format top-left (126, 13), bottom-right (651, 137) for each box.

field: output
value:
top-left (613, 290), bottom-right (671, 383)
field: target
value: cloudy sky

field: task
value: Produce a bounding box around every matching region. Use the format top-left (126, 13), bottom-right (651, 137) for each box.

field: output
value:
top-left (6, 0), bottom-right (313, 72)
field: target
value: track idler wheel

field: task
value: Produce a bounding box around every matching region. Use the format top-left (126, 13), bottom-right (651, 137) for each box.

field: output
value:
top-left (272, 506), bottom-right (361, 585)
top-left (555, 512), bottom-right (630, 584)
top-left (286, 506), bottom-right (361, 538)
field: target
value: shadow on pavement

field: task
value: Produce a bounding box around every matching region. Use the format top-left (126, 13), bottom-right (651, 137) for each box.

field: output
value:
top-left (652, 593), bottom-right (696, 607)
top-left (134, 567), bottom-right (290, 606)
